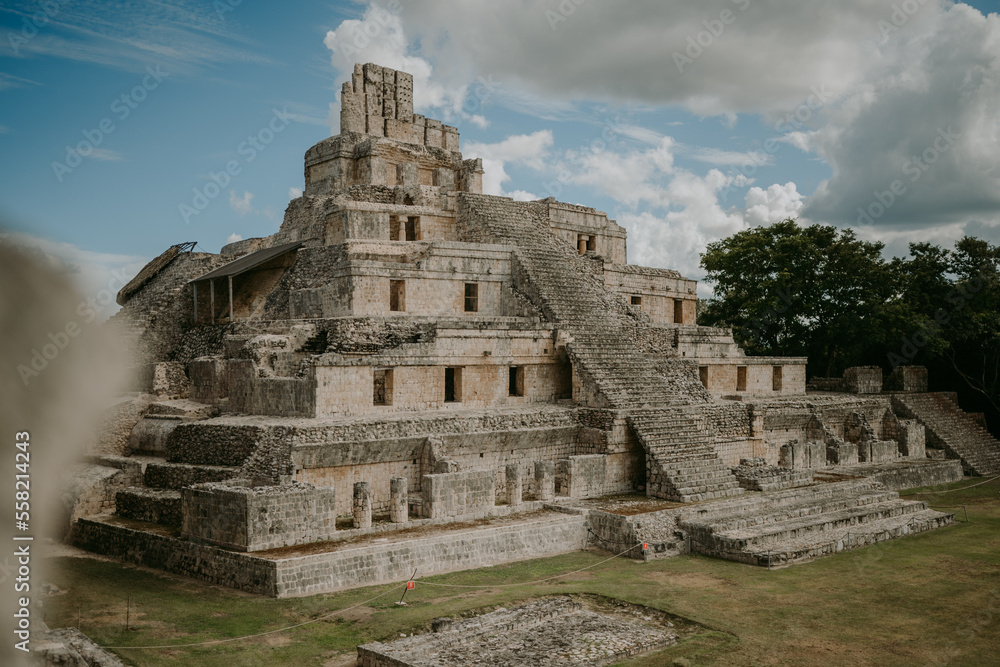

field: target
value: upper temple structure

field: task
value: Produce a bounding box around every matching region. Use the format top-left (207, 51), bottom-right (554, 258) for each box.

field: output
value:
top-left (68, 64), bottom-right (1000, 599)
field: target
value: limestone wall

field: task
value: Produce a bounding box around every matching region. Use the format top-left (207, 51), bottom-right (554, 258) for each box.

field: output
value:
top-left (603, 265), bottom-right (696, 325)
top-left (421, 470), bottom-right (494, 519)
top-left (181, 480), bottom-right (336, 552)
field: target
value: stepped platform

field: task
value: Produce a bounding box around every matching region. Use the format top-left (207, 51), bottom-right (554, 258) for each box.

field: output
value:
top-left (679, 479), bottom-right (953, 566)
top-left (72, 509), bottom-right (587, 597)
top-left (893, 393), bottom-right (1000, 476)
top-left (115, 486), bottom-right (181, 527)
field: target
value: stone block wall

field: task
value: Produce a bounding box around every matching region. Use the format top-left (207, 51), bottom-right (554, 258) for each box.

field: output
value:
top-left (554, 454), bottom-right (630, 498)
top-left (843, 366), bottom-right (883, 394)
top-left (166, 422), bottom-right (265, 466)
top-left (858, 439), bottom-right (900, 464)
top-left (228, 359), bottom-right (316, 417)
top-left (779, 440), bottom-right (827, 469)
top-left (421, 470), bottom-right (494, 519)
top-left (181, 480), bottom-right (336, 552)
top-left (887, 365), bottom-right (928, 392)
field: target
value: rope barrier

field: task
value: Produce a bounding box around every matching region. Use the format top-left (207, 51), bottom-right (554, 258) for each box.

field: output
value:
top-left (100, 581), bottom-right (406, 650)
top-left (908, 474), bottom-right (1000, 496)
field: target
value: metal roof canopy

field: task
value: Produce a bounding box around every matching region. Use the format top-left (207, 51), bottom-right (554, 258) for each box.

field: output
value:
top-left (188, 241), bottom-right (303, 284)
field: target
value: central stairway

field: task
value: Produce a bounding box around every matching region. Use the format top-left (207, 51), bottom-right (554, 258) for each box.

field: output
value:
top-left (458, 194), bottom-right (743, 502)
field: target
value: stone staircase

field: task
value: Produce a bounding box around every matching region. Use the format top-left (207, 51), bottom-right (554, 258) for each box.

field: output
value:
top-left (892, 393), bottom-right (1000, 476)
top-left (678, 478), bottom-right (954, 566)
top-left (458, 194), bottom-right (742, 502)
top-left (114, 456), bottom-right (238, 528)
top-left (628, 408), bottom-right (745, 501)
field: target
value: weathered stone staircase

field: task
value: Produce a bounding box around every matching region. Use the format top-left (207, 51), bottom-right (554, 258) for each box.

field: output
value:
top-left (892, 393), bottom-right (1000, 476)
top-left (458, 194), bottom-right (743, 502)
top-left (678, 478), bottom-right (954, 566)
top-left (115, 457), bottom-right (238, 528)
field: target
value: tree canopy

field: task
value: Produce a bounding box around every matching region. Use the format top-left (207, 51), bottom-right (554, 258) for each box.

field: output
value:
top-left (698, 220), bottom-right (1000, 427)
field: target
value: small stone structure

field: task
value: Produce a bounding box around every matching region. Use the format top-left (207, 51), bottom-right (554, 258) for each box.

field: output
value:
top-left (181, 479), bottom-right (336, 552)
top-left (421, 469), bottom-right (494, 519)
top-left (357, 596), bottom-right (677, 666)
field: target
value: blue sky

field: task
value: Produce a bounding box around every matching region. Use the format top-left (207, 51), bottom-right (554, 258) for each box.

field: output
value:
top-left (2, 0), bottom-right (999, 300)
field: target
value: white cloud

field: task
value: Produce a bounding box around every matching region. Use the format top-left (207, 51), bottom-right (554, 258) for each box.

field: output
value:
top-left (686, 147), bottom-right (774, 168)
top-left (229, 190), bottom-right (254, 216)
top-left (509, 190), bottom-right (539, 201)
top-left (802, 4), bottom-right (1000, 233)
top-left (226, 233), bottom-right (243, 244)
top-left (744, 182), bottom-right (804, 227)
top-left (289, 187), bottom-right (303, 199)
top-left (464, 130), bottom-right (554, 197)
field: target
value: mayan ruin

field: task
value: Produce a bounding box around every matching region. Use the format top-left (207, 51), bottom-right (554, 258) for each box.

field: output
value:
top-left (45, 61), bottom-right (1000, 664)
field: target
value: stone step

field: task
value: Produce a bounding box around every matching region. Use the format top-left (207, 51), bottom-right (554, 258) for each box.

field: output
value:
top-left (708, 499), bottom-right (931, 551)
top-left (144, 461), bottom-right (238, 489)
top-left (115, 487), bottom-right (181, 527)
top-left (733, 509), bottom-right (954, 566)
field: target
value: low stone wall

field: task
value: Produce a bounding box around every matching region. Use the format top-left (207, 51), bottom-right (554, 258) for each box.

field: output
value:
top-left (166, 422), bottom-right (265, 466)
top-left (828, 460), bottom-right (964, 491)
top-left (779, 441), bottom-right (827, 469)
top-left (421, 470), bottom-right (494, 519)
top-left (586, 508), bottom-right (686, 560)
top-left (144, 461), bottom-right (236, 489)
top-left (136, 361), bottom-right (190, 398)
top-left (181, 480), bottom-right (336, 552)
top-left (116, 488), bottom-right (182, 527)
top-left (95, 395), bottom-right (152, 455)
top-left (274, 514), bottom-right (587, 596)
top-left (228, 359), bottom-right (316, 417)
top-left (72, 517), bottom-right (278, 595)
top-left (74, 512), bottom-right (586, 597)
top-left (554, 454), bottom-right (630, 498)
top-left (859, 439), bottom-right (900, 464)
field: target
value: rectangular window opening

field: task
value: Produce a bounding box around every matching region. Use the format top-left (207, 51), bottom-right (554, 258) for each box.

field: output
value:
top-left (631, 295), bottom-right (642, 306)
top-left (405, 216), bottom-right (419, 241)
top-left (772, 365), bottom-right (783, 392)
top-left (509, 366), bottom-right (524, 397)
top-left (699, 366), bottom-right (709, 389)
top-left (373, 368), bottom-right (393, 406)
top-left (736, 366), bottom-right (747, 392)
top-left (674, 299), bottom-right (684, 324)
top-left (395, 163), bottom-right (404, 186)
top-left (389, 215), bottom-right (401, 241)
top-left (586, 235), bottom-right (596, 252)
top-left (464, 282), bottom-right (479, 313)
top-left (390, 279), bottom-right (405, 312)
top-left (444, 367), bottom-right (462, 403)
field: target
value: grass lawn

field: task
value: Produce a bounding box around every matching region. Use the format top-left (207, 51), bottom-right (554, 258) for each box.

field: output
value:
top-left (43, 476), bottom-right (1000, 666)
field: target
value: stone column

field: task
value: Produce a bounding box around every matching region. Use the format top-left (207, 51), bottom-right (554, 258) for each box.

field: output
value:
top-left (353, 481), bottom-right (372, 530)
top-left (390, 477), bottom-right (408, 524)
top-left (505, 464), bottom-right (522, 507)
top-left (534, 461), bottom-right (554, 502)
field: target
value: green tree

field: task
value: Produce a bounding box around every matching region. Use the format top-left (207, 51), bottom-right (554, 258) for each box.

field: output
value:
top-left (699, 220), bottom-right (903, 376)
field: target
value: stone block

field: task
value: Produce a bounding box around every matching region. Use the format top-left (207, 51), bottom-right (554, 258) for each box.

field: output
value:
top-left (390, 477), bottom-right (408, 523)
top-left (535, 460), bottom-right (555, 501)
top-left (395, 70), bottom-right (413, 121)
top-left (353, 481), bottom-right (372, 529)
top-left (505, 464), bottom-right (522, 506)
top-left (887, 366), bottom-right (928, 392)
top-left (843, 366), bottom-right (883, 394)
top-left (421, 469), bottom-right (494, 519)
top-left (340, 85), bottom-right (365, 134)
top-left (424, 126), bottom-right (443, 148)
top-left (384, 118), bottom-right (414, 142)
top-left (442, 125), bottom-right (460, 151)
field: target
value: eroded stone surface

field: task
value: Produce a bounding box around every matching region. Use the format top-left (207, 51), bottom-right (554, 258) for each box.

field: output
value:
top-left (357, 596), bottom-right (677, 666)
